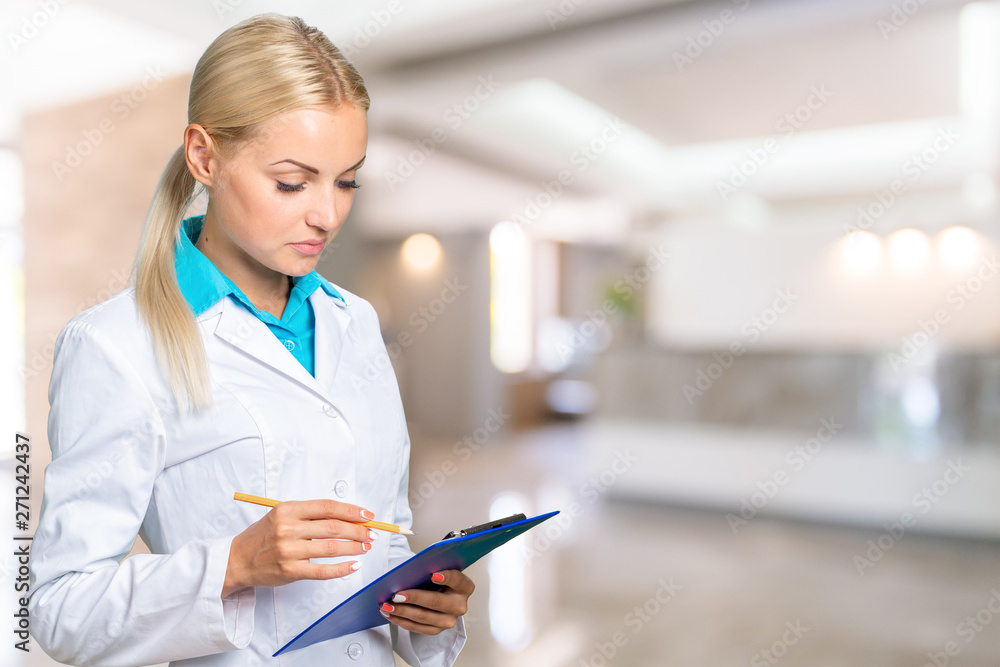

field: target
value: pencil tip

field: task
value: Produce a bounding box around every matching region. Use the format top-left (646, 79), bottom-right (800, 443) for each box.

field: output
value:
top-left (401, 528), bottom-right (415, 535)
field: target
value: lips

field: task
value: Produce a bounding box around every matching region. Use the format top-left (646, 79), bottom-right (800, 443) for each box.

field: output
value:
top-left (289, 239), bottom-right (326, 255)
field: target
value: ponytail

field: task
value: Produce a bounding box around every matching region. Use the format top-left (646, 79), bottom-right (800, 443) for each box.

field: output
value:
top-left (133, 145), bottom-right (213, 414)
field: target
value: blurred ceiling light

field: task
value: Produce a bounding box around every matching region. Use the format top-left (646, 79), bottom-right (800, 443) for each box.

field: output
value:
top-left (937, 226), bottom-right (981, 270)
top-left (960, 2), bottom-right (1000, 118)
top-left (840, 231), bottom-right (882, 275)
top-left (962, 171), bottom-right (997, 209)
top-left (490, 222), bottom-right (532, 373)
top-left (887, 229), bottom-right (930, 273)
top-left (400, 232), bottom-right (442, 272)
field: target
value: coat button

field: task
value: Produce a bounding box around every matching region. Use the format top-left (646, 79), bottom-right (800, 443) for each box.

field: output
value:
top-left (347, 642), bottom-right (363, 660)
top-left (282, 339), bottom-right (296, 351)
top-left (334, 480), bottom-right (349, 498)
top-left (322, 403), bottom-right (339, 419)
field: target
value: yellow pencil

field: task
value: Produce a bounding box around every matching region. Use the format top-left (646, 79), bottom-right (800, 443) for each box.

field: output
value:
top-left (233, 492), bottom-right (415, 535)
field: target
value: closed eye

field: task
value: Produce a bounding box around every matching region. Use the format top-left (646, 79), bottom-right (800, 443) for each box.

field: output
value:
top-left (276, 180), bottom-right (361, 193)
top-left (276, 180), bottom-right (304, 193)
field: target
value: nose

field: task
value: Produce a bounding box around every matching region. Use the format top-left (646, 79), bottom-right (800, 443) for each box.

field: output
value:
top-left (307, 184), bottom-right (339, 231)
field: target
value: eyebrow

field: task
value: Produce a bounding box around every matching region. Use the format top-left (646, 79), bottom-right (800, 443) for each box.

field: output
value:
top-left (270, 155), bottom-right (366, 175)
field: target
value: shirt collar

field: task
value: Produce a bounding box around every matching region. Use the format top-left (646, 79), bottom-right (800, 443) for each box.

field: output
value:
top-left (174, 214), bottom-right (344, 316)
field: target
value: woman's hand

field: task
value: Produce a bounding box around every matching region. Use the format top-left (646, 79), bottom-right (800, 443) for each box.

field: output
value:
top-left (222, 499), bottom-right (375, 598)
top-left (379, 570), bottom-right (475, 635)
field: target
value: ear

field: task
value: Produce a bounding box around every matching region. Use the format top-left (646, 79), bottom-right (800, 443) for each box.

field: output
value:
top-left (184, 124), bottom-right (219, 188)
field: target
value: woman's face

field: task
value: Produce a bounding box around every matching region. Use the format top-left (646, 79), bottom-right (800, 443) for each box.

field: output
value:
top-left (193, 104), bottom-right (368, 284)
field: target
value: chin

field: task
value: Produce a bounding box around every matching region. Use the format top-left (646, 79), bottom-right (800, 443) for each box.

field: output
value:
top-left (284, 257), bottom-right (321, 276)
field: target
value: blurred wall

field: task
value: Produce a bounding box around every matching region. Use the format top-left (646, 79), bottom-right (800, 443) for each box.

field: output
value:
top-left (360, 231), bottom-right (502, 439)
top-left (649, 224), bottom-right (1000, 350)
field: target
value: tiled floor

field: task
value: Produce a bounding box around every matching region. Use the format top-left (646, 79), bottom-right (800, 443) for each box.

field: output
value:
top-left (404, 422), bottom-right (1000, 667)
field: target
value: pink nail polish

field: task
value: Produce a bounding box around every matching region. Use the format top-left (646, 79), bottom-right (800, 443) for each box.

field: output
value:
top-left (380, 603), bottom-right (394, 613)
top-left (363, 542), bottom-right (371, 552)
top-left (431, 573), bottom-right (445, 583)
top-left (361, 509), bottom-right (375, 520)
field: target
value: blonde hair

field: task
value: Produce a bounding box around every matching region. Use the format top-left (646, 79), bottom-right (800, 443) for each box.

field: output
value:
top-left (131, 12), bottom-right (369, 414)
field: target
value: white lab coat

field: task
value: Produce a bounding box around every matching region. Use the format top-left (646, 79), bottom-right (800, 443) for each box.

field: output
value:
top-left (28, 282), bottom-right (466, 666)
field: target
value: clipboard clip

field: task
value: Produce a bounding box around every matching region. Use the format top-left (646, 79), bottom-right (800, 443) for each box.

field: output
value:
top-left (442, 513), bottom-right (527, 540)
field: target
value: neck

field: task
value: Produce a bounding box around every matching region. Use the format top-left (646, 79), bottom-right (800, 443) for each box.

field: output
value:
top-left (195, 213), bottom-right (291, 318)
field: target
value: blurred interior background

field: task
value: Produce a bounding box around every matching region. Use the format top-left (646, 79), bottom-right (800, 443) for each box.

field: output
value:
top-left (3, 0), bottom-right (1000, 664)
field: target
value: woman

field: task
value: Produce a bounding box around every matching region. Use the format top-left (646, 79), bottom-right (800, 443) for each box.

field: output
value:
top-left (28, 12), bottom-right (473, 666)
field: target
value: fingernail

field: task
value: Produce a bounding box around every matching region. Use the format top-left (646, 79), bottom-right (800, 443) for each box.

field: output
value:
top-left (431, 573), bottom-right (445, 583)
top-left (380, 610), bottom-right (390, 619)
top-left (350, 561), bottom-right (363, 572)
top-left (361, 509), bottom-right (375, 520)
top-left (392, 593), bottom-right (407, 603)
top-left (380, 603), bottom-right (394, 613)
top-left (362, 542), bottom-right (372, 552)
top-left (368, 529), bottom-right (377, 541)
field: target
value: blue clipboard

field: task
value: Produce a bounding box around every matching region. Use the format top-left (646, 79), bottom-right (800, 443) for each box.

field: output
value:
top-left (274, 510), bottom-right (559, 656)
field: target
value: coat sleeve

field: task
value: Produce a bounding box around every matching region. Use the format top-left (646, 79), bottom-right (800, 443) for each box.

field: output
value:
top-left (28, 318), bottom-right (255, 666)
top-left (362, 302), bottom-right (467, 667)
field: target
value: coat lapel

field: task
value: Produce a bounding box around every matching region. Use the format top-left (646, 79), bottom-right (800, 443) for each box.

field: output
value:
top-left (211, 294), bottom-right (349, 402)
top-left (312, 289), bottom-right (351, 395)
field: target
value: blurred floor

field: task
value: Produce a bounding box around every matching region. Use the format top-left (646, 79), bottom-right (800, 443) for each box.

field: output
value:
top-left (7, 422), bottom-right (999, 666)
top-left (404, 422), bottom-right (1000, 667)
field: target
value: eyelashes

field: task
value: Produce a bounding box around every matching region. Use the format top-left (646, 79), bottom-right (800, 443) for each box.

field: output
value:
top-left (276, 180), bottom-right (361, 193)
top-left (276, 181), bottom-right (304, 193)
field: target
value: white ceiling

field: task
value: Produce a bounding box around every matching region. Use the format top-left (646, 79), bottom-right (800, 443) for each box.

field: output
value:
top-left (368, 0), bottom-right (964, 144)
top-left (5, 0), bottom-right (996, 237)
top-left (357, 0), bottom-right (998, 234)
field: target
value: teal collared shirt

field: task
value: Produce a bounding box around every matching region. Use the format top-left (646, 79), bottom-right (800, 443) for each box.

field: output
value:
top-left (174, 214), bottom-right (344, 377)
